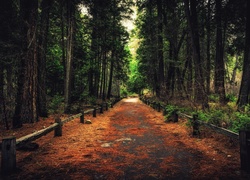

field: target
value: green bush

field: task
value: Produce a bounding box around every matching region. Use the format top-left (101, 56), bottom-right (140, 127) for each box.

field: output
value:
top-left (226, 93), bottom-right (237, 102)
top-left (231, 112), bottom-right (250, 132)
top-left (196, 110), bottom-right (209, 122)
top-left (120, 87), bottom-right (128, 97)
top-left (209, 94), bottom-right (220, 102)
top-left (164, 105), bottom-right (178, 119)
top-left (209, 110), bottom-right (226, 126)
top-left (48, 95), bottom-right (64, 113)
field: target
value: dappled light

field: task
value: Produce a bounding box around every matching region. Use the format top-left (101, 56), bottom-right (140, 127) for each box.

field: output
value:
top-left (123, 97), bottom-right (139, 103)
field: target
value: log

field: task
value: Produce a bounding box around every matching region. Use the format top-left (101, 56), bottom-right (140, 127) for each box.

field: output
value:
top-left (16, 123), bottom-right (58, 148)
top-left (61, 113), bottom-right (82, 124)
top-left (84, 109), bottom-right (94, 114)
top-left (200, 122), bottom-right (239, 140)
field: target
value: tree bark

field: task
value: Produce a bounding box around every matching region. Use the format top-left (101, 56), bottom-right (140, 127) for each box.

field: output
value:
top-left (206, 0), bottom-right (211, 95)
top-left (64, 0), bottom-right (75, 113)
top-left (157, 0), bottom-right (164, 97)
top-left (13, 0), bottom-right (39, 127)
top-left (37, 0), bottom-right (53, 117)
top-left (183, 0), bottom-right (208, 108)
top-left (238, 0), bottom-right (250, 107)
top-left (214, 0), bottom-right (226, 104)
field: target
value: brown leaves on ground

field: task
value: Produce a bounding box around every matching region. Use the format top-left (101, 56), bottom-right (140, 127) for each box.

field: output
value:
top-left (0, 98), bottom-right (248, 179)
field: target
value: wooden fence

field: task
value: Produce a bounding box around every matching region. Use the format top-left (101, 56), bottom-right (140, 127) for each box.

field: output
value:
top-left (140, 96), bottom-right (250, 173)
top-left (1, 98), bottom-right (120, 175)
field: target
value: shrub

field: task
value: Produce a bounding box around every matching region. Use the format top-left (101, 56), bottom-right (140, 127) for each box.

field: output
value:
top-left (226, 93), bottom-right (237, 102)
top-left (48, 95), bottom-right (64, 113)
top-left (231, 112), bottom-right (250, 132)
top-left (209, 94), bottom-right (220, 102)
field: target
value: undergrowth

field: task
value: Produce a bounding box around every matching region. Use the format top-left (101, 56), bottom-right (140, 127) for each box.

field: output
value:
top-left (160, 98), bottom-right (250, 133)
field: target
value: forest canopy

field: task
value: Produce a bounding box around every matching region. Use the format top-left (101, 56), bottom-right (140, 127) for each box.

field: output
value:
top-left (0, 0), bottom-right (250, 132)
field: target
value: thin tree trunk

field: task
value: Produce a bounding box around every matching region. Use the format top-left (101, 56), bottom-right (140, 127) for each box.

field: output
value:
top-left (37, 0), bottom-right (53, 117)
top-left (206, 0), bottom-right (211, 95)
top-left (64, 0), bottom-right (75, 113)
top-left (214, 0), bottom-right (226, 104)
top-left (157, 0), bottom-right (164, 97)
top-left (237, 0), bottom-right (250, 107)
top-left (184, 0), bottom-right (208, 108)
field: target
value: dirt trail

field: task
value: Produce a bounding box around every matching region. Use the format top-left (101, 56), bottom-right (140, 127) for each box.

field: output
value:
top-left (2, 97), bottom-right (246, 179)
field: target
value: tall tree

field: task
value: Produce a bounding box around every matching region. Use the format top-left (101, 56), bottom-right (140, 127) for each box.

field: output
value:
top-left (238, 0), bottom-right (250, 107)
top-left (214, 0), bottom-right (226, 104)
top-left (183, 0), bottom-right (208, 108)
top-left (157, 0), bottom-right (164, 97)
top-left (13, 0), bottom-right (39, 127)
top-left (206, 0), bottom-right (211, 95)
top-left (37, 0), bottom-right (53, 117)
top-left (64, 0), bottom-right (75, 113)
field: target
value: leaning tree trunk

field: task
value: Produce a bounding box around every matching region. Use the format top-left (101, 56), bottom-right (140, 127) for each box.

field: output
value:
top-left (13, 0), bottom-right (39, 127)
top-left (238, 0), bottom-right (250, 107)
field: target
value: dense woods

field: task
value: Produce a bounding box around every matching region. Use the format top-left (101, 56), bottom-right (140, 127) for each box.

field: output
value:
top-left (0, 0), bottom-right (133, 129)
top-left (0, 0), bottom-right (250, 132)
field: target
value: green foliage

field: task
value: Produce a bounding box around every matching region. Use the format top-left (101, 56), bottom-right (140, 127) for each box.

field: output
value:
top-left (208, 94), bottom-right (220, 102)
top-left (231, 112), bottom-right (250, 132)
top-left (120, 86), bottom-right (128, 97)
top-left (48, 95), bottom-right (64, 114)
top-left (196, 111), bottom-right (210, 122)
top-left (209, 110), bottom-right (229, 126)
top-left (164, 104), bottom-right (178, 119)
top-left (226, 93), bottom-right (237, 102)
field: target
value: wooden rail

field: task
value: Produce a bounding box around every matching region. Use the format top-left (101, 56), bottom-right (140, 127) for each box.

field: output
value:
top-left (140, 96), bottom-right (250, 173)
top-left (1, 98), bottom-right (121, 175)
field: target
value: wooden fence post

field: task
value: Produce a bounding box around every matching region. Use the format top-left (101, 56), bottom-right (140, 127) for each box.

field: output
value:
top-left (157, 103), bottom-right (161, 112)
top-left (80, 112), bottom-right (84, 123)
top-left (1, 136), bottom-right (16, 175)
top-left (192, 114), bottom-right (200, 136)
top-left (54, 117), bottom-right (62, 137)
top-left (93, 108), bottom-right (96, 117)
top-left (239, 130), bottom-right (250, 173)
top-left (163, 108), bottom-right (167, 116)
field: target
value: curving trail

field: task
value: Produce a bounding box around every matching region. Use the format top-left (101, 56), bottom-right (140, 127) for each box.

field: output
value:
top-left (6, 97), bottom-right (244, 179)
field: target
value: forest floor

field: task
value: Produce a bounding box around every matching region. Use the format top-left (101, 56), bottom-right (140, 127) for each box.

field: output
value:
top-left (0, 97), bottom-right (249, 179)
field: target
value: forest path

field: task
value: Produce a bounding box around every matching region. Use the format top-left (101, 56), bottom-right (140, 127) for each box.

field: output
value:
top-left (6, 97), bottom-right (243, 179)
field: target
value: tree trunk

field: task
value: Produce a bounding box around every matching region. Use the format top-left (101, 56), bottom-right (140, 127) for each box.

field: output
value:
top-left (37, 0), bottom-right (53, 117)
top-left (184, 0), bottom-right (208, 108)
top-left (157, 0), bottom-right (164, 97)
top-left (238, 0), bottom-right (250, 107)
top-left (64, 0), bottom-right (75, 113)
top-left (206, 0), bottom-right (211, 95)
top-left (13, 0), bottom-right (39, 127)
top-left (214, 0), bottom-right (226, 104)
